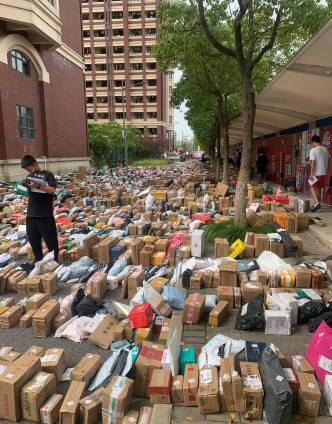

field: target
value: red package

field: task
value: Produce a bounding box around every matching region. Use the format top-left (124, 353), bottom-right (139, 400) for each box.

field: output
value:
top-left (128, 303), bottom-right (153, 329)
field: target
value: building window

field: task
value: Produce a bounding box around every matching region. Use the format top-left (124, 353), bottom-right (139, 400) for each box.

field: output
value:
top-left (47, 0), bottom-right (54, 5)
top-left (146, 11), bottom-right (156, 18)
top-left (16, 105), bottom-right (35, 139)
top-left (146, 29), bottom-right (156, 36)
top-left (87, 97), bottom-right (94, 104)
top-left (11, 51), bottom-right (30, 76)
top-left (148, 128), bottom-right (157, 135)
top-left (169, 116), bottom-right (172, 124)
top-left (87, 113), bottom-right (94, 119)
top-left (148, 112), bottom-right (157, 119)
top-left (147, 63), bottom-right (156, 70)
top-left (112, 12), bottom-right (123, 19)
top-left (130, 63), bottom-right (143, 71)
top-left (83, 30), bottom-right (90, 38)
top-left (169, 72), bottom-right (173, 80)
top-left (100, 80), bottom-right (108, 87)
top-left (147, 79), bottom-right (156, 87)
top-left (84, 47), bottom-right (91, 55)
top-left (86, 64), bottom-right (92, 71)
top-left (169, 101), bottom-right (172, 109)
top-left (98, 113), bottom-right (108, 119)
top-left (129, 11), bottom-right (142, 19)
top-left (169, 86), bottom-right (172, 94)
top-left (148, 96), bottom-right (157, 103)
top-left (86, 81), bottom-right (93, 88)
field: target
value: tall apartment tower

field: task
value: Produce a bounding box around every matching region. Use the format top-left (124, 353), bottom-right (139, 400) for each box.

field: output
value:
top-left (82, 0), bottom-right (174, 144)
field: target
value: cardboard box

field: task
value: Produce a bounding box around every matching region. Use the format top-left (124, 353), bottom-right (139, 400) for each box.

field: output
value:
top-left (182, 293), bottom-right (205, 324)
top-left (233, 287), bottom-right (241, 308)
top-left (213, 270), bottom-right (221, 287)
top-left (0, 305), bottom-right (22, 328)
top-left (102, 376), bottom-right (134, 424)
top-left (203, 270), bottom-right (214, 288)
top-left (183, 363), bottom-right (199, 406)
top-left (0, 265), bottom-right (15, 293)
top-left (0, 350), bottom-right (20, 365)
top-left (243, 244), bottom-right (255, 258)
top-left (59, 380), bottom-right (86, 424)
top-left (254, 234), bottom-right (270, 256)
top-left (25, 346), bottom-right (45, 357)
top-left (149, 368), bottom-right (171, 404)
top-left (209, 301), bottom-right (229, 326)
top-left (297, 372), bottom-right (321, 417)
top-left (131, 238), bottom-right (144, 265)
top-left (240, 362), bottom-right (264, 420)
top-left (52, 313), bottom-right (70, 331)
top-left (128, 303), bottom-right (153, 329)
top-left (155, 294), bottom-right (173, 317)
top-left (41, 348), bottom-right (66, 383)
top-left (127, 270), bottom-right (145, 300)
top-left (283, 368), bottom-right (299, 406)
top-left (137, 406), bottom-right (152, 424)
top-left (293, 265), bottom-right (312, 288)
top-left (290, 235), bottom-right (303, 256)
top-left (190, 271), bottom-right (204, 290)
top-left (214, 238), bottom-right (229, 258)
top-left (180, 347), bottom-right (195, 375)
top-left (26, 293), bottom-right (50, 311)
top-left (217, 286), bottom-right (234, 309)
top-left (220, 357), bottom-right (235, 411)
top-left (171, 375), bottom-right (184, 403)
top-left (220, 261), bottom-right (237, 287)
top-left (0, 355), bottom-right (41, 421)
top-left (20, 309), bottom-right (36, 328)
top-left (159, 319), bottom-right (171, 346)
top-left (79, 387), bottom-right (104, 424)
top-left (71, 353), bottom-right (101, 387)
top-left (155, 239), bottom-right (169, 252)
top-left (134, 321), bottom-right (153, 345)
top-left (150, 276), bottom-right (168, 294)
top-left (32, 300), bottom-right (60, 338)
top-left (90, 272), bottom-right (107, 299)
top-left (7, 270), bottom-right (27, 292)
top-left (122, 410), bottom-right (139, 424)
top-left (311, 266), bottom-right (324, 289)
top-left (326, 260), bottom-right (332, 283)
top-left (41, 273), bottom-right (58, 296)
top-left (324, 375), bottom-right (332, 416)
top-left (139, 245), bottom-right (155, 266)
top-left (279, 270), bottom-right (295, 288)
top-left (83, 233), bottom-right (98, 258)
top-left (229, 355), bottom-right (245, 413)
top-left (21, 371), bottom-right (57, 422)
top-left (89, 313), bottom-right (120, 350)
top-left (270, 241), bottom-right (285, 258)
top-left (40, 394), bottom-right (63, 424)
top-left (291, 355), bottom-right (315, 375)
top-left (191, 229), bottom-right (205, 257)
top-left (133, 341), bottom-right (164, 398)
top-left (241, 281), bottom-right (263, 304)
top-left (197, 367), bottom-right (220, 414)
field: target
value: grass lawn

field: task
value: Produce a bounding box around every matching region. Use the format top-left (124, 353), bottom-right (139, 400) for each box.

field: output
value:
top-left (131, 158), bottom-right (180, 166)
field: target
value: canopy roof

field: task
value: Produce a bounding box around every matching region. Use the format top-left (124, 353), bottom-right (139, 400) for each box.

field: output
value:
top-left (229, 16), bottom-right (332, 144)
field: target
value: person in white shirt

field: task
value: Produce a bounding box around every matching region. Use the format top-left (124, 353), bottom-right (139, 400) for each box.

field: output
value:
top-left (309, 135), bottom-right (329, 212)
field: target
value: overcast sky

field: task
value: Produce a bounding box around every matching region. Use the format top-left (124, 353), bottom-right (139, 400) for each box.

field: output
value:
top-left (174, 69), bottom-right (193, 141)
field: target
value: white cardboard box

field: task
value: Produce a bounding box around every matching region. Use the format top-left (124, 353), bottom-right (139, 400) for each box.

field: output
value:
top-left (191, 230), bottom-right (205, 257)
top-left (264, 310), bottom-right (291, 336)
top-left (324, 374), bottom-right (332, 416)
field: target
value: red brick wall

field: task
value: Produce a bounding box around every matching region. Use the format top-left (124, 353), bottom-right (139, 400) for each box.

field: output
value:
top-left (59, 0), bottom-right (83, 56)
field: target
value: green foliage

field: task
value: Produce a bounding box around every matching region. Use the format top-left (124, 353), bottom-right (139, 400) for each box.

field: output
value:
top-left (131, 158), bottom-right (179, 166)
top-left (204, 219), bottom-right (273, 246)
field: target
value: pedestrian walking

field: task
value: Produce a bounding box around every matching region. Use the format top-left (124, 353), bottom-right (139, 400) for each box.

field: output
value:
top-left (309, 135), bottom-right (329, 212)
top-left (256, 149), bottom-right (269, 184)
top-left (236, 148), bottom-right (242, 169)
top-left (199, 153), bottom-right (206, 171)
top-left (21, 155), bottom-right (59, 263)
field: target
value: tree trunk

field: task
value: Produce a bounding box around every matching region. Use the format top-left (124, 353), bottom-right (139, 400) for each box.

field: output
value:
top-left (215, 124), bottom-right (221, 182)
top-left (222, 125), bottom-right (230, 184)
top-left (234, 75), bottom-right (256, 228)
top-left (210, 137), bottom-right (216, 169)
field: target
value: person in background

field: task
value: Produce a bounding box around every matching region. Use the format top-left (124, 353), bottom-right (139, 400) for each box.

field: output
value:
top-left (21, 155), bottom-right (59, 263)
top-left (309, 135), bottom-right (329, 212)
top-left (236, 148), bottom-right (242, 169)
top-left (256, 148), bottom-right (269, 184)
top-left (199, 153), bottom-right (206, 171)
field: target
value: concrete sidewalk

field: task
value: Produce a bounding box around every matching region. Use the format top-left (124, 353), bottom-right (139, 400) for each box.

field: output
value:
top-left (307, 205), bottom-right (332, 248)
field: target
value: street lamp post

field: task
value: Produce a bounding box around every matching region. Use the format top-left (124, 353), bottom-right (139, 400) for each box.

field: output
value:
top-left (174, 122), bottom-right (179, 152)
top-left (121, 80), bottom-right (145, 175)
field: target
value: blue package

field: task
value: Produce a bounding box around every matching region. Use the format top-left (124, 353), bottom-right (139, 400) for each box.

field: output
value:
top-left (245, 341), bottom-right (267, 362)
top-left (110, 245), bottom-right (127, 261)
top-left (163, 285), bottom-right (186, 309)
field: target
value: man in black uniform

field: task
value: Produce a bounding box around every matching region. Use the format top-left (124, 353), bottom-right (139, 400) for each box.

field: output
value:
top-left (21, 155), bottom-right (59, 262)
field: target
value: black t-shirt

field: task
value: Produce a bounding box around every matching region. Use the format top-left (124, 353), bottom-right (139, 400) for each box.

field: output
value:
top-left (26, 170), bottom-right (57, 217)
top-left (256, 155), bottom-right (269, 173)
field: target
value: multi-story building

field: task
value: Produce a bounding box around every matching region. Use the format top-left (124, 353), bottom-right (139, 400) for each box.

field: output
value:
top-left (0, 0), bottom-right (89, 181)
top-left (82, 0), bottom-right (174, 145)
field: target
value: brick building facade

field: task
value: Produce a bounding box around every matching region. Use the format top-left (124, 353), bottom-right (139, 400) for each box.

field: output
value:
top-left (0, 0), bottom-right (89, 181)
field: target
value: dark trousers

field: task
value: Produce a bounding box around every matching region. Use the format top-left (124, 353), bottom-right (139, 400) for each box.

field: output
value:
top-left (258, 172), bottom-right (265, 184)
top-left (26, 216), bottom-right (59, 262)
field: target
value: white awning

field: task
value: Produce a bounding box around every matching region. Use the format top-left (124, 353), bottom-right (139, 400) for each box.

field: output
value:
top-left (229, 16), bottom-right (332, 144)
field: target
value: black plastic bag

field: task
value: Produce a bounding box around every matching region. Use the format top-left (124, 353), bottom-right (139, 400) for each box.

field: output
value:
top-left (182, 269), bottom-right (193, 289)
top-left (71, 289), bottom-right (104, 317)
top-left (235, 294), bottom-right (264, 331)
top-left (297, 298), bottom-right (325, 324)
top-left (308, 311), bottom-right (332, 332)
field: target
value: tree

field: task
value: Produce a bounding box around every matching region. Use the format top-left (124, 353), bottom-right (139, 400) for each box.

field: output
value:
top-left (190, 0), bottom-right (330, 226)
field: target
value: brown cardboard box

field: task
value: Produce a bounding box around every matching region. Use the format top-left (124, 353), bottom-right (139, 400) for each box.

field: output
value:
top-left (214, 238), bottom-right (229, 258)
top-left (213, 270), bottom-right (221, 287)
top-left (297, 372), bottom-right (321, 417)
top-left (216, 182), bottom-right (229, 197)
top-left (217, 286), bottom-right (234, 309)
top-left (0, 305), bottom-right (22, 328)
top-left (293, 265), bottom-right (312, 288)
top-left (32, 300), bottom-right (60, 338)
top-left (41, 348), bottom-right (66, 383)
top-left (97, 237), bottom-right (119, 263)
top-left (26, 276), bottom-right (42, 296)
top-left (40, 261), bottom-right (59, 274)
top-left (70, 353), bottom-right (101, 387)
top-left (26, 293), bottom-right (50, 311)
top-left (243, 244), bottom-right (255, 258)
top-left (155, 294), bottom-right (173, 317)
top-left (128, 270), bottom-right (145, 300)
top-left (131, 238), bottom-right (144, 265)
top-left (113, 319), bottom-right (127, 341)
top-left (182, 293), bottom-right (205, 324)
top-left (20, 309), bottom-right (36, 328)
top-left (79, 387), bottom-right (104, 424)
top-left (0, 265), bottom-right (14, 293)
top-left (250, 270), bottom-right (267, 285)
top-left (203, 270), bottom-right (214, 288)
top-left (149, 368), bottom-right (171, 404)
top-left (17, 279), bottom-right (27, 294)
top-left (159, 318), bottom-right (171, 346)
top-left (178, 245), bottom-right (191, 259)
top-left (241, 281), bottom-right (263, 304)
top-left (7, 270), bottom-right (27, 292)
top-left (291, 212), bottom-right (310, 230)
top-left (134, 321), bottom-right (153, 345)
top-left (52, 313), bottom-right (70, 331)
top-left (270, 242), bottom-right (285, 258)
top-left (311, 266), bottom-right (324, 289)
top-left (137, 406), bottom-right (152, 424)
top-left (89, 272), bottom-right (107, 299)
top-left (183, 363), bottom-right (199, 406)
top-left (197, 367), bottom-right (220, 414)
top-left (122, 410), bottom-right (139, 424)
top-left (171, 375), bottom-right (184, 403)
top-left (0, 355), bottom-right (41, 421)
top-left (40, 394), bottom-right (63, 424)
top-left (209, 301), bottom-right (229, 327)
top-left (83, 233), bottom-right (98, 258)
top-left (150, 276), bottom-right (168, 294)
top-left (0, 350), bottom-right (20, 365)
top-left (229, 355), bottom-right (245, 413)
top-left (21, 371), bottom-right (57, 422)
top-left (59, 380), bottom-right (86, 424)
top-left (89, 313), bottom-right (120, 350)
top-left (234, 287), bottom-right (242, 308)
top-left (71, 283), bottom-right (85, 293)
top-left (102, 376), bottom-right (134, 424)
top-left (240, 362), bottom-right (264, 420)
top-left (247, 211), bottom-right (265, 228)
top-left (25, 346), bottom-right (45, 357)
top-left (220, 357), bottom-right (235, 411)
top-left (254, 234), bottom-right (270, 256)
top-left (190, 271), bottom-right (204, 290)
top-left (291, 355), bottom-right (315, 375)
top-left (220, 261), bottom-right (237, 287)
top-left (41, 273), bottom-right (58, 296)
top-left (139, 245), bottom-right (155, 266)
top-left (133, 341), bottom-right (164, 398)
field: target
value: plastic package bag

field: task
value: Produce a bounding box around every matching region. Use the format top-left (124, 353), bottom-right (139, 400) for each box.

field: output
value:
top-left (145, 194), bottom-right (155, 211)
top-left (308, 311), bottom-right (332, 332)
top-left (189, 220), bottom-right (203, 232)
top-left (205, 295), bottom-right (217, 312)
top-left (59, 256), bottom-right (93, 282)
top-left (267, 233), bottom-right (282, 243)
top-left (88, 349), bottom-right (122, 391)
top-left (235, 294), bottom-right (264, 331)
top-left (130, 287), bottom-right (144, 307)
top-left (306, 320), bottom-right (332, 384)
top-left (260, 348), bottom-right (293, 424)
top-left (27, 250), bottom-right (54, 277)
top-left (163, 285), bottom-right (186, 309)
top-left (59, 289), bottom-right (79, 315)
top-left (60, 316), bottom-right (91, 343)
top-left (297, 298), bottom-right (325, 324)
top-left (257, 251), bottom-right (292, 272)
top-left (54, 316), bottom-right (78, 338)
top-left (107, 256), bottom-right (127, 278)
top-left (237, 260), bottom-right (250, 273)
top-left (194, 258), bottom-right (214, 270)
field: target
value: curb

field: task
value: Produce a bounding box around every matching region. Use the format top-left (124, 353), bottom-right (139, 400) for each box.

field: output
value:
top-left (308, 224), bottom-right (332, 248)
